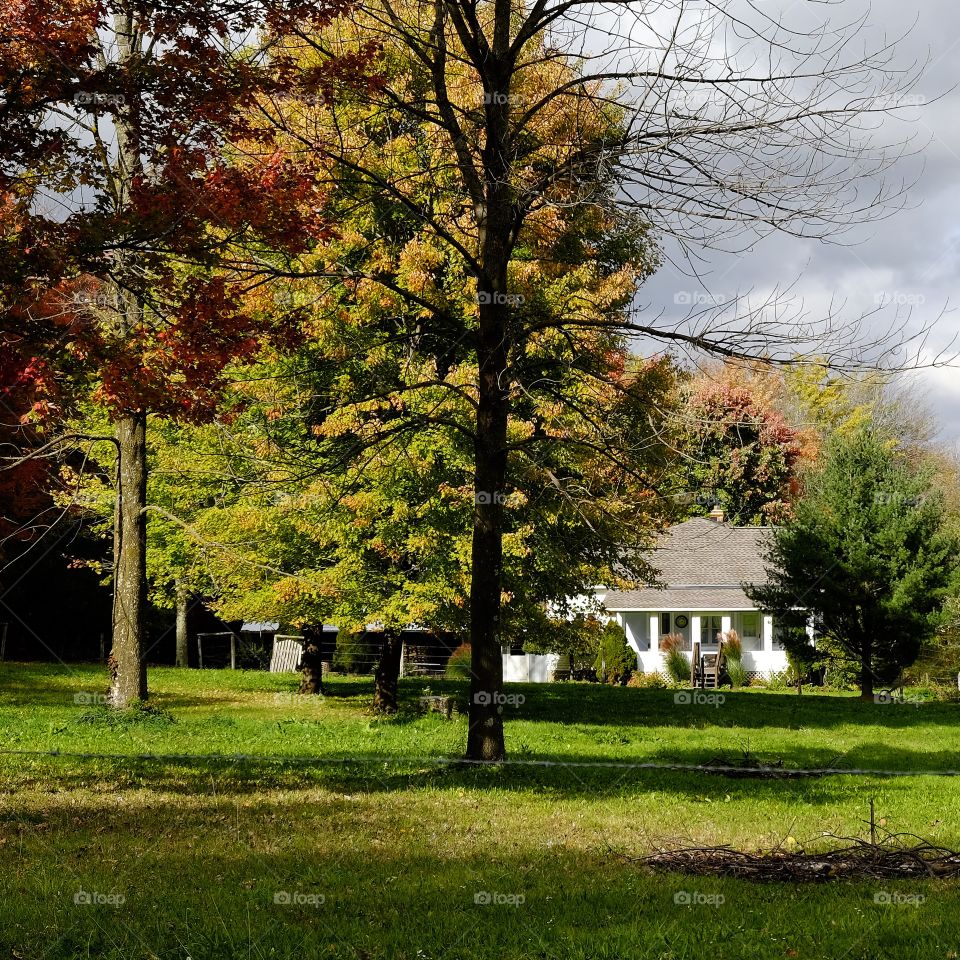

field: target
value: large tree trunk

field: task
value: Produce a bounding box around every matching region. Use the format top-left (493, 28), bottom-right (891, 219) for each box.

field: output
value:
top-left (109, 411), bottom-right (148, 706)
top-left (373, 629), bottom-right (403, 713)
top-left (466, 304), bottom-right (510, 760)
top-left (175, 580), bottom-right (189, 668)
top-left (298, 627), bottom-right (324, 696)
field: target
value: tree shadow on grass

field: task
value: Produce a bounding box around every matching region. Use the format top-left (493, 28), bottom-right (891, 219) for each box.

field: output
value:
top-left (2, 744), bottom-right (954, 805)
top-left (3, 797), bottom-right (960, 960)
top-left (502, 682), bottom-right (960, 731)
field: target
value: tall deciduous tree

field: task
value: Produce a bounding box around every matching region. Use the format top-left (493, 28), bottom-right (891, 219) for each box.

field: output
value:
top-left (747, 427), bottom-right (959, 699)
top-left (263, 0), bottom-right (924, 758)
top-left (167, 342), bottom-right (676, 713)
top-left (0, 0), bottom-right (351, 703)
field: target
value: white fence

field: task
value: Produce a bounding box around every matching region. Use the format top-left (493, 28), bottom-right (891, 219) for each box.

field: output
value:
top-left (270, 635), bottom-right (304, 673)
top-left (502, 653), bottom-right (560, 683)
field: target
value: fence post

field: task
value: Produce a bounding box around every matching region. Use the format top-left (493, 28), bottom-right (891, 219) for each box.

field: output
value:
top-left (230, 633), bottom-right (236, 670)
top-left (0, 622), bottom-right (7, 661)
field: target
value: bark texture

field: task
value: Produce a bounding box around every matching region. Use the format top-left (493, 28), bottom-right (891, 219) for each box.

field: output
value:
top-left (373, 630), bottom-right (403, 713)
top-left (175, 581), bottom-right (189, 668)
top-left (109, 411), bottom-right (148, 706)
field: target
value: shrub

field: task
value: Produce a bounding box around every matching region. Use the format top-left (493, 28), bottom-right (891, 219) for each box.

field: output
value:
top-left (627, 671), bottom-right (668, 689)
top-left (594, 621), bottom-right (636, 684)
top-left (726, 657), bottom-right (748, 688)
top-left (660, 634), bottom-right (691, 686)
top-left (723, 629), bottom-right (742, 659)
top-left (445, 643), bottom-right (473, 680)
top-left (757, 670), bottom-right (790, 691)
top-left (332, 632), bottom-right (377, 674)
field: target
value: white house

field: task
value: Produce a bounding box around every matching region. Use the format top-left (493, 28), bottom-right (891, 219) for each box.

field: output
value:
top-left (600, 508), bottom-right (792, 678)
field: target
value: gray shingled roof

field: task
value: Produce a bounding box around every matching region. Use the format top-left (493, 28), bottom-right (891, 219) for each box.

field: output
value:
top-left (603, 518), bottom-right (774, 611)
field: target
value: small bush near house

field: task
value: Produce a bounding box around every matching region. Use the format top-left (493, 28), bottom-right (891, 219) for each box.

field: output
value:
top-left (594, 622), bottom-right (636, 684)
top-left (445, 643), bottom-right (473, 679)
top-left (816, 636), bottom-right (860, 690)
top-left (727, 658), bottom-right (749, 688)
top-left (660, 633), bottom-right (691, 685)
top-left (723, 630), bottom-right (747, 688)
top-left (754, 670), bottom-right (790, 691)
top-left (723, 630), bottom-right (742, 659)
top-left (627, 671), bottom-right (668, 689)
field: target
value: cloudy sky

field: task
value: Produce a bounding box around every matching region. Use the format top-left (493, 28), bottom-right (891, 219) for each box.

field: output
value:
top-left (627, 0), bottom-right (960, 442)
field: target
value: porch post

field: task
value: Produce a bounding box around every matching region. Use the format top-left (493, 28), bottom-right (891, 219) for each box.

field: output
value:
top-left (721, 615), bottom-right (731, 637)
top-left (763, 615), bottom-right (774, 652)
top-left (649, 614), bottom-right (660, 653)
top-left (691, 615), bottom-right (702, 649)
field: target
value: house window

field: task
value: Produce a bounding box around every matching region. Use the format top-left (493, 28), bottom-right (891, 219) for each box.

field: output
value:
top-left (660, 612), bottom-right (671, 636)
top-left (701, 615), bottom-right (723, 646)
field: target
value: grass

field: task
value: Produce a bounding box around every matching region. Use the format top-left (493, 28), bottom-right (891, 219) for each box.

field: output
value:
top-left (2, 662), bottom-right (960, 959)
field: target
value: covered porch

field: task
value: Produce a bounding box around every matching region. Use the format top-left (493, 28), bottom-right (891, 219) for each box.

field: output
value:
top-left (614, 609), bottom-right (789, 678)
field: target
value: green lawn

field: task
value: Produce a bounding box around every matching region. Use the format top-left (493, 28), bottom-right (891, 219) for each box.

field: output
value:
top-left (2, 663), bottom-right (960, 959)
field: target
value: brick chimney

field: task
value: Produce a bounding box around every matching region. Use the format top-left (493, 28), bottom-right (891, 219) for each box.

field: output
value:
top-left (709, 504), bottom-right (725, 522)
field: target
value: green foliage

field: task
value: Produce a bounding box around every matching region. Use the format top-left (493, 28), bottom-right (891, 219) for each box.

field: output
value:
top-left (593, 621), bottom-right (636, 683)
top-left (753, 670), bottom-right (790, 691)
top-left (660, 634), bottom-right (691, 686)
top-left (445, 644), bottom-right (473, 680)
top-left (75, 704), bottom-right (176, 729)
top-left (726, 657), bottom-right (748, 689)
top-left (627, 671), bottom-right (668, 689)
top-left (333, 634), bottom-right (377, 675)
top-left (748, 426), bottom-right (960, 696)
top-left (812, 636), bottom-right (858, 689)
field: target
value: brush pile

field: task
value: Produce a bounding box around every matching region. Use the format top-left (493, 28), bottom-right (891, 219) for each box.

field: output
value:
top-left (638, 809), bottom-right (960, 882)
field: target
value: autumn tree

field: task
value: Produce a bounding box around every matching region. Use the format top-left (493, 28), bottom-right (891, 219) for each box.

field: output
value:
top-left (163, 342), bottom-right (676, 713)
top-left (247, 0), bottom-right (931, 759)
top-left (0, 0), bottom-right (352, 703)
top-left (675, 379), bottom-right (805, 524)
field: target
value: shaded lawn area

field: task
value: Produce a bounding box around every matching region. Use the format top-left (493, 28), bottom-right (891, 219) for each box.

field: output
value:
top-left (1, 663), bottom-right (960, 959)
